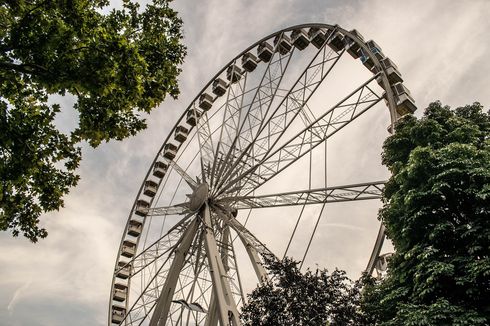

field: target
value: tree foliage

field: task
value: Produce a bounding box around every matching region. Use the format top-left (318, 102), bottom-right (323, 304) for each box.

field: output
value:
top-left (363, 102), bottom-right (490, 325)
top-left (241, 256), bottom-right (371, 325)
top-left (0, 0), bottom-right (186, 241)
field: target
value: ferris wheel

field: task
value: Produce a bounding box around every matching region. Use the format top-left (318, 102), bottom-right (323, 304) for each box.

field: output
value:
top-left (108, 23), bottom-right (417, 326)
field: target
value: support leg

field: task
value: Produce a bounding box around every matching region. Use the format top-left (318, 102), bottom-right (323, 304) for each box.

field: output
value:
top-left (149, 218), bottom-right (199, 326)
top-left (202, 203), bottom-right (242, 326)
top-left (213, 208), bottom-right (268, 284)
top-left (366, 224), bottom-right (385, 274)
top-left (204, 291), bottom-right (219, 326)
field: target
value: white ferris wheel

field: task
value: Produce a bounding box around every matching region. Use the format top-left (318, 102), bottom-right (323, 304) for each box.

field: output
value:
top-left (108, 23), bottom-right (417, 326)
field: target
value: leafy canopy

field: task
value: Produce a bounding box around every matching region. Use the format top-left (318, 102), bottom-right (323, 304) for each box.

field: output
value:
top-left (241, 256), bottom-right (371, 325)
top-left (0, 0), bottom-right (186, 241)
top-left (362, 102), bottom-right (490, 325)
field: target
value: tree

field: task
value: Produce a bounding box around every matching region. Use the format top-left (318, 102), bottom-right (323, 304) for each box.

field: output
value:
top-left (0, 0), bottom-right (186, 241)
top-left (240, 256), bottom-right (371, 325)
top-left (362, 102), bottom-right (490, 325)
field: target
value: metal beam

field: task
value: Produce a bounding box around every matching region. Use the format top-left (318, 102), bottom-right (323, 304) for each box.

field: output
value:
top-left (213, 207), bottom-right (269, 284)
top-left (201, 203), bottom-right (242, 326)
top-left (204, 221), bottom-right (243, 326)
top-left (211, 51), bottom-right (294, 193)
top-left (217, 75), bottom-right (382, 197)
top-left (204, 290), bottom-right (219, 326)
top-left (220, 181), bottom-right (385, 209)
top-left (195, 105), bottom-right (215, 183)
top-left (366, 224), bottom-right (386, 274)
top-left (214, 43), bottom-right (342, 195)
top-left (167, 159), bottom-right (198, 190)
top-left (237, 233), bottom-right (268, 284)
top-left (149, 217), bottom-right (199, 326)
top-left (147, 203), bottom-right (190, 217)
top-left (209, 69), bottom-right (247, 188)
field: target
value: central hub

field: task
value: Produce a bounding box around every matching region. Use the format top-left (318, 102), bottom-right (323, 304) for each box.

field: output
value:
top-left (189, 183), bottom-right (209, 212)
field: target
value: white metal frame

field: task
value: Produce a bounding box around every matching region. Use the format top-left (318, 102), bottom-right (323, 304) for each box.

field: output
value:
top-left (108, 23), bottom-right (415, 326)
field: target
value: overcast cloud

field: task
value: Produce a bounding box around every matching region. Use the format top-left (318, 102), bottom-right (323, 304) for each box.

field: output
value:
top-left (1, 0), bottom-right (489, 325)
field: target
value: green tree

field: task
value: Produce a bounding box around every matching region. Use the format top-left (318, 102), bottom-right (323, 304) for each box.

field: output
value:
top-left (363, 102), bottom-right (490, 325)
top-left (241, 256), bottom-right (370, 325)
top-left (0, 0), bottom-right (186, 241)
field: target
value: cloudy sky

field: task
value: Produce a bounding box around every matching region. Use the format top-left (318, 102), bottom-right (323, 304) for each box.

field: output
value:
top-left (1, 0), bottom-right (490, 325)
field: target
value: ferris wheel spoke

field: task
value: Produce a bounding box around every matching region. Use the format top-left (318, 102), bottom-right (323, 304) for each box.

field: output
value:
top-left (169, 230), bottom-right (215, 326)
top-left (170, 100), bottom-right (246, 191)
top-left (209, 70), bottom-right (248, 189)
top-left (140, 237), bottom-right (208, 326)
top-left (197, 88), bottom-right (253, 187)
top-left (120, 216), bottom-right (198, 325)
top-left (195, 106), bottom-right (215, 183)
top-left (218, 74), bottom-right (383, 197)
top-left (215, 42), bottom-right (344, 194)
top-left (212, 52), bottom-right (297, 193)
top-left (210, 49), bottom-right (295, 193)
top-left (221, 181), bottom-right (385, 209)
top-left (170, 240), bottom-right (211, 326)
top-left (166, 159), bottom-right (198, 190)
top-left (213, 96), bottom-right (317, 199)
top-left (212, 205), bottom-right (270, 284)
top-left (214, 205), bottom-right (274, 256)
top-left (220, 95), bottom-right (317, 195)
top-left (146, 202), bottom-right (190, 217)
top-left (148, 218), bottom-right (200, 326)
top-left (214, 95), bottom-right (312, 196)
top-left (124, 213), bottom-right (195, 277)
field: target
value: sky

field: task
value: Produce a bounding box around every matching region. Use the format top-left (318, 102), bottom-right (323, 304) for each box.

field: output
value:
top-left (1, 0), bottom-right (490, 325)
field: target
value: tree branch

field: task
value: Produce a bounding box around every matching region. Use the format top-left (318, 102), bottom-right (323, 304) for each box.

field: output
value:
top-left (0, 62), bottom-right (47, 75)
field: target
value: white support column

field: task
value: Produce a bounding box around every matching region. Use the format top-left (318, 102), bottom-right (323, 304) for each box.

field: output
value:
top-left (221, 226), bottom-right (231, 272)
top-left (149, 218), bottom-right (199, 326)
top-left (205, 219), bottom-right (244, 326)
top-left (204, 286), bottom-right (219, 326)
top-left (213, 208), bottom-right (268, 284)
top-left (235, 231), bottom-right (268, 284)
top-left (366, 224), bottom-right (386, 274)
top-left (202, 203), bottom-right (242, 326)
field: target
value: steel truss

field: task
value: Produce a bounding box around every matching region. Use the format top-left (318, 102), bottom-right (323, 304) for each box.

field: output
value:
top-left (221, 181), bottom-right (385, 209)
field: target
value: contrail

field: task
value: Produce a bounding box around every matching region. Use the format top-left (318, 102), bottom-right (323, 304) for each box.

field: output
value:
top-left (7, 281), bottom-right (31, 314)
